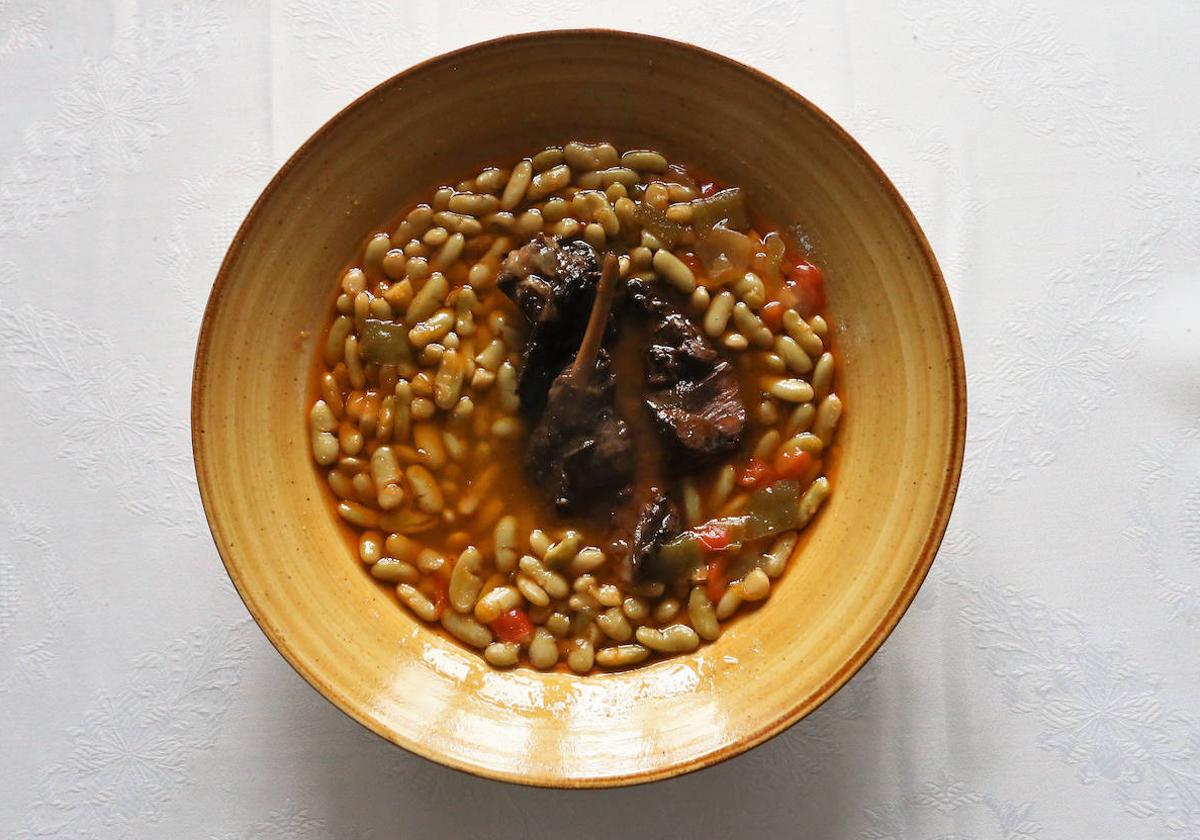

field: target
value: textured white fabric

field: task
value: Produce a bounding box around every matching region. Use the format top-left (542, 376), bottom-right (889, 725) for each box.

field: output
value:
top-left (3, 3), bottom-right (1198, 837)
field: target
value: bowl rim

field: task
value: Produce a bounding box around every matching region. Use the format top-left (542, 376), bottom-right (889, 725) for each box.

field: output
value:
top-left (192, 28), bottom-right (967, 789)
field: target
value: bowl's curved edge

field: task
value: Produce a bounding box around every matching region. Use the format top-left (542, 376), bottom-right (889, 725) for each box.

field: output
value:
top-left (191, 28), bottom-right (968, 789)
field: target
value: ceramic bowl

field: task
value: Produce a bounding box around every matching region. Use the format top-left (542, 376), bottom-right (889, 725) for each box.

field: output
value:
top-left (192, 30), bottom-right (965, 787)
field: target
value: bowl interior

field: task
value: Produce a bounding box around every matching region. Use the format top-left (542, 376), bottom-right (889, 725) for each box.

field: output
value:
top-left (193, 31), bottom-right (964, 787)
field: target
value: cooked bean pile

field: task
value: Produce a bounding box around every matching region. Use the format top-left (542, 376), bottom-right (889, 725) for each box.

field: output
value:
top-left (310, 142), bottom-right (841, 672)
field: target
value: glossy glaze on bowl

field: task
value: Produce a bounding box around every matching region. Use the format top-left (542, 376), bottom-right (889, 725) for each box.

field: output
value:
top-left (192, 30), bottom-right (965, 788)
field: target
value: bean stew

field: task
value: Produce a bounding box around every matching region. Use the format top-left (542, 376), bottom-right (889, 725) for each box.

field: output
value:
top-left (309, 142), bottom-right (841, 672)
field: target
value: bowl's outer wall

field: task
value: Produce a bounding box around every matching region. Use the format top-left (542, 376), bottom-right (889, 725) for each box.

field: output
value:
top-left (194, 31), bottom-right (965, 787)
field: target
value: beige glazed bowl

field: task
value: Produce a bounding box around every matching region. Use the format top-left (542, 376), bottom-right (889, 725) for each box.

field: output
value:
top-left (193, 30), bottom-right (965, 787)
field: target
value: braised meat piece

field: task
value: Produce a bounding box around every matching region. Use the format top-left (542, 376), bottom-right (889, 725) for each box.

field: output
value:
top-left (496, 235), bottom-right (601, 415)
top-left (523, 254), bottom-right (633, 512)
top-left (526, 350), bottom-right (633, 512)
top-left (628, 280), bottom-right (746, 468)
top-left (624, 488), bottom-right (682, 584)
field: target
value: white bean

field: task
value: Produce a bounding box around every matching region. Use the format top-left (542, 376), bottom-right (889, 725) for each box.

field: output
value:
top-left (474, 338), bottom-right (506, 372)
top-left (760, 531), bottom-right (799, 578)
top-left (541, 197), bottom-right (568, 222)
top-left (798, 477), bottom-right (830, 527)
top-left (501, 159), bottom-right (533, 210)
top-left (337, 501), bottom-right (379, 529)
top-left (734, 271), bottom-right (767, 309)
top-left (782, 432), bottom-right (824, 455)
top-left (370, 445), bottom-right (405, 510)
top-left (722, 332), bottom-right (749, 352)
top-left (620, 149), bottom-right (668, 172)
top-left (484, 641), bottom-right (519, 667)
top-left (516, 573), bottom-right (550, 606)
top-left (546, 612), bottom-right (570, 638)
top-left (551, 218), bottom-right (581, 238)
top-left (636, 624), bottom-right (700, 653)
top-left (312, 431), bottom-right (339, 465)
top-left (358, 530), bottom-right (383, 564)
top-left (338, 422), bottom-right (363, 456)
top-left (599, 166), bottom-right (639, 187)
top-left (753, 429), bottom-right (782, 461)
top-left (341, 267), bottom-right (367, 295)
top-left (324, 316), bottom-right (353, 367)
top-left (769, 378), bottom-right (815, 403)
top-left (474, 585), bottom-right (522, 623)
top-left (415, 548), bottom-right (445, 574)
top-left (738, 568), bottom-right (770, 601)
top-left (528, 628), bottom-right (559, 669)
top-left (527, 164), bottom-right (570, 200)
top-left (733, 301), bottom-right (773, 348)
top-left (704, 291), bottom-right (735, 337)
top-left (518, 554), bottom-right (568, 599)
top-left (475, 166), bottom-right (507, 194)
top-left (688, 588), bottom-right (721, 640)
top-left (567, 546), bottom-right (606, 576)
top-left (812, 352), bottom-right (835, 401)
top-left (396, 584), bottom-right (438, 622)
top-left (596, 607), bottom-right (633, 642)
top-left (786, 402), bottom-right (816, 436)
top-left (430, 232), bottom-right (465, 272)
top-left (406, 273), bottom-right (449, 323)
top-left (385, 532), bottom-right (420, 563)
top-left (584, 222), bottom-right (606, 249)
top-left (666, 202), bottom-right (694, 224)
top-left (433, 348), bottom-right (465, 410)
top-left (813, 394), bottom-right (842, 446)
top-left (413, 423), bottom-right (447, 468)
top-left (370, 558), bottom-right (419, 584)
top-left (543, 531), bottom-right (584, 569)
top-left (432, 211), bottom-right (482, 236)
top-left (567, 639), bottom-right (595, 673)
top-left (448, 546), bottom-right (484, 613)
top-left (652, 248), bottom-right (696, 293)
top-left (409, 310), bottom-right (454, 348)
top-left (448, 192), bottom-right (499, 216)
top-left (405, 256), bottom-right (430, 282)
top-left (564, 141), bottom-right (619, 171)
top-left (622, 597), bottom-right (649, 622)
top-left (654, 597), bottom-right (682, 623)
top-left (775, 335), bottom-right (813, 374)
top-left (716, 587), bottom-right (742, 620)
top-left (441, 610), bottom-right (492, 649)
top-left (595, 584), bottom-right (623, 608)
top-left (406, 464), bottom-right (444, 514)
top-left (709, 464), bottom-right (736, 511)
top-left (596, 644), bottom-right (649, 668)
top-left (494, 515), bottom-right (519, 572)
top-left (531, 146), bottom-right (564, 172)
top-left (514, 209), bottom-right (544, 238)
top-left (784, 308), bottom-right (824, 357)
top-left (310, 400), bottom-right (337, 433)
top-left (497, 362), bottom-right (520, 412)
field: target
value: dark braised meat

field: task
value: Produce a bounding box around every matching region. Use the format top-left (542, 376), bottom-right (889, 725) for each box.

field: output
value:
top-left (523, 254), bottom-right (633, 512)
top-left (497, 235), bottom-right (602, 415)
top-left (625, 488), bottom-right (682, 584)
top-left (628, 280), bottom-right (747, 468)
top-left (527, 350), bottom-right (633, 512)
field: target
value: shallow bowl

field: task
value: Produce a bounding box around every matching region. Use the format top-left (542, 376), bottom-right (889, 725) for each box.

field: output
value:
top-left (192, 30), bottom-right (965, 787)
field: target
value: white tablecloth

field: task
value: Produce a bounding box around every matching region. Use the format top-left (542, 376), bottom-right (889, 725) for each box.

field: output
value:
top-left (3, 2), bottom-right (1198, 837)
